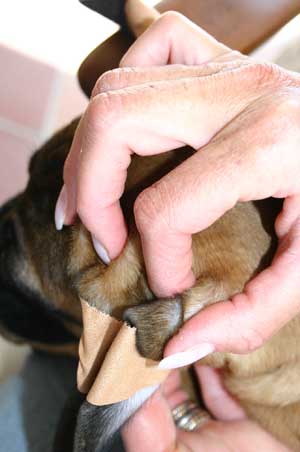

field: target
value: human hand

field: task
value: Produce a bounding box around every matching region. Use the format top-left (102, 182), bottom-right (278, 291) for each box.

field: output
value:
top-left (122, 364), bottom-right (290, 452)
top-left (56, 11), bottom-right (300, 361)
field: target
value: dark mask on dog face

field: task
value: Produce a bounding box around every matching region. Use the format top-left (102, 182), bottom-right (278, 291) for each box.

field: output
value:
top-left (0, 116), bottom-right (156, 353)
top-left (0, 120), bottom-right (82, 351)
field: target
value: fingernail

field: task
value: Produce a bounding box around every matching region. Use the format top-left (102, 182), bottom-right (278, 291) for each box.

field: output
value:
top-left (55, 185), bottom-right (67, 231)
top-left (158, 343), bottom-right (215, 370)
top-left (92, 235), bottom-right (111, 265)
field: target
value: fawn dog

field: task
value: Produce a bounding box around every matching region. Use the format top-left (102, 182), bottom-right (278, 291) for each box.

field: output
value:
top-left (1, 119), bottom-right (300, 450)
top-left (1, 3), bottom-right (300, 451)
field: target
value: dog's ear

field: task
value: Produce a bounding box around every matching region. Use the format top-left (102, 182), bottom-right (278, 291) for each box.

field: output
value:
top-left (29, 118), bottom-right (79, 181)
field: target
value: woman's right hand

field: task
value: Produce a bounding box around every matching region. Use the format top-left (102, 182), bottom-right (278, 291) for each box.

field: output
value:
top-left (122, 365), bottom-right (290, 452)
top-left (57, 10), bottom-right (300, 366)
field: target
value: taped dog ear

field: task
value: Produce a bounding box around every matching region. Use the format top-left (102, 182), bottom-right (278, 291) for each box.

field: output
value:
top-left (123, 297), bottom-right (183, 360)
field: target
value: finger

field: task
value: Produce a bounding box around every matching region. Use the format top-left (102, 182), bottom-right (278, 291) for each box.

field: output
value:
top-left (164, 216), bottom-right (300, 357)
top-left (178, 419), bottom-right (290, 452)
top-left (76, 64), bottom-right (276, 261)
top-left (275, 194), bottom-right (300, 238)
top-left (124, 372), bottom-right (288, 452)
top-left (93, 58), bottom-right (248, 96)
top-left (60, 116), bottom-right (85, 225)
top-left (135, 86), bottom-right (300, 296)
top-left (120, 11), bottom-right (229, 67)
top-left (123, 370), bottom-right (209, 452)
top-left (125, 0), bottom-right (160, 38)
top-left (195, 365), bottom-right (246, 421)
top-left (62, 56), bottom-right (247, 237)
top-left (122, 388), bottom-right (176, 452)
top-left (161, 370), bottom-right (188, 408)
top-left (78, 61), bottom-right (246, 252)
top-left (161, 369), bottom-right (182, 397)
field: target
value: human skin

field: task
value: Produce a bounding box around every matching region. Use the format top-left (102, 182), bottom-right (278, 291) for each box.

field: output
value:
top-left (56, 11), bottom-right (300, 364)
top-left (121, 365), bottom-right (290, 452)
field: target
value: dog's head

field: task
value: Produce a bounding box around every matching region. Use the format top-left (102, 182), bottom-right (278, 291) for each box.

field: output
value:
top-left (0, 120), bottom-right (84, 353)
top-left (0, 119), bottom-right (192, 354)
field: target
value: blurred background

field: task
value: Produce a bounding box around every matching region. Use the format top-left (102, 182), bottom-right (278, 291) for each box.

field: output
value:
top-left (0, 0), bottom-right (299, 381)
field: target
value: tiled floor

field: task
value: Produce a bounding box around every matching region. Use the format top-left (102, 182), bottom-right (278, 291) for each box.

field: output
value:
top-left (0, 2), bottom-right (299, 381)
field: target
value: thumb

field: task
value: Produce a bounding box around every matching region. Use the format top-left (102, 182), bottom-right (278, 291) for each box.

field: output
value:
top-left (162, 218), bottom-right (300, 366)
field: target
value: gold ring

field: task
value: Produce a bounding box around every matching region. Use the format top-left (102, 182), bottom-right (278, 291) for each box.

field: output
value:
top-left (171, 400), bottom-right (212, 431)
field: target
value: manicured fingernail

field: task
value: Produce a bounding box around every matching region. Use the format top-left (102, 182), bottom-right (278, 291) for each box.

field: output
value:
top-left (55, 185), bottom-right (67, 231)
top-left (158, 343), bottom-right (215, 370)
top-left (92, 235), bottom-right (111, 265)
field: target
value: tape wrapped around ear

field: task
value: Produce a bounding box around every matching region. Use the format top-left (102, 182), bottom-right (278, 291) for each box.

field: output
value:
top-left (77, 299), bottom-right (169, 405)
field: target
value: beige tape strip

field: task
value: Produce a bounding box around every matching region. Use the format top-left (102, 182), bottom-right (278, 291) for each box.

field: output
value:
top-left (77, 299), bottom-right (169, 405)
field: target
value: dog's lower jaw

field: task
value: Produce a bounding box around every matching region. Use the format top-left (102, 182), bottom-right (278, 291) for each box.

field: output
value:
top-left (74, 385), bottom-right (158, 452)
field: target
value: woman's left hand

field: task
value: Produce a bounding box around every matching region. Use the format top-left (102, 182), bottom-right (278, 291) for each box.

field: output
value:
top-left (122, 365), bottom-right (290, 452)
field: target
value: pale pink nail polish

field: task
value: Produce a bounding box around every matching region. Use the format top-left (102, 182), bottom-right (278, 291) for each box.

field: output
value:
top-left (158, 343), bottom-right (215, 370)
top-left (92, 235), bottom-right (111, 265)
top-left (55, 185), bottom-right (67, 231)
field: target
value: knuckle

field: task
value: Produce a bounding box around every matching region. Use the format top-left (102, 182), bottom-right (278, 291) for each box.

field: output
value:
top-left (261, 87), bottom-right (300, 135)
top-left (253, 62), bottom-right (279, 84)
top-left (158, 11), bottom-right (186, 31)
top-left (92, 68), bottom-right (135, 96)
top-left (86, 92), bottom-right (123, 131)
top-left (248, 61), bottom-right (298, 91)
top-left (134, 187), bottom-right (158, 229)
top-left (231, 292), bottom-right (266, 353)
top-left (275, 88), bottom-right (300, 124)
top-left (239, 326), bottom-right (265, 352)
top-left (134, 184), bottom-right (170, 233)
top-left (240, 84), bottom-right (300, 144)
top-left (92, 70), bottom-right (119, 96)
